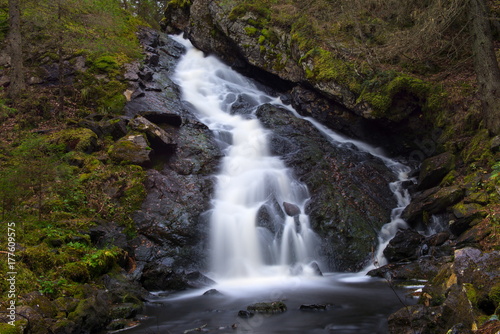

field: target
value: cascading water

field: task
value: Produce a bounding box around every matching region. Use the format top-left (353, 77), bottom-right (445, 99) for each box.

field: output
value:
top-left (279, 108), bottom-right (414, 270)
top-left (127, 35), bottom-right (418, 334)
top-left (172, 36), bottom-right (320, 280)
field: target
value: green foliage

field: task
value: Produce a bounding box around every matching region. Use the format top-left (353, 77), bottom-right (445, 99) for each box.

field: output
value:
top-left (0, 7), bottom-right (7, 41)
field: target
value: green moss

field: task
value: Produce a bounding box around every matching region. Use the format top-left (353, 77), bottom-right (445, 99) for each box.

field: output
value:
top-left (229, 2), bottom-right (271, 22)
top-left (0, 323), bottom-right (24, 334)
top-left (489, 284), bottom-right (500, 307)
top-left (90, 55), bottom-right (120, 73)
top-left (244, 26), bottom-right (259, 36)
top-left (464, 283), bottom-right (478, 306)
top-left (167, 0), bottom-right (193, 9)
top-left (462, 129), bottom-right (494, 166)
top-left (440, 170), bottom-right (458, 187)
top-left (48, 128), bottom-right (97, 153)
top-left (60, 262), bottom-right (91, 283)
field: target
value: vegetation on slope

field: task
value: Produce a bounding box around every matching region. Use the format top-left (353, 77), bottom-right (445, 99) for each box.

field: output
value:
top-left (0, 0), bottom-right (157, 330)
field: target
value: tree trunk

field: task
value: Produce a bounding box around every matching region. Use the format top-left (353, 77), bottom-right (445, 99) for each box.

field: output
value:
top-left (8, 0), bottom-right (26, 97)
top-left (469, 0), bottom-right (500, 135)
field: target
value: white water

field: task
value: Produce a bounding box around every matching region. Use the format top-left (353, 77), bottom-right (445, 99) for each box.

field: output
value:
top-left (172, 36), bottom-right (412, 279)
top-left (173, 37), bottom-right (320, 280)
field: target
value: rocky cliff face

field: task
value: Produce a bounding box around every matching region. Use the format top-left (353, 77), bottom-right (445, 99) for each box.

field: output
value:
top-left (163, 0), bottom-right (433, 156)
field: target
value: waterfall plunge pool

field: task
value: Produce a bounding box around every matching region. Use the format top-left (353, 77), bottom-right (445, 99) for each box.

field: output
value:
top-left (123, 273), bottom-right (417, 334)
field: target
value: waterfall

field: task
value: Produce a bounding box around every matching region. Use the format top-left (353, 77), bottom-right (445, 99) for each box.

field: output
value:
top-left (172, 37), bottom-right (320, 279)
top-left (280, 107), bottom-right (414, 270)
top-left (172, 36), bottom-right (412, 278)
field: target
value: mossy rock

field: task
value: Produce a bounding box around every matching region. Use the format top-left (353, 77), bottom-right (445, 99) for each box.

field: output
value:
top-left (462, 129), bottom-right (494, 166)
top-left (108, 133), bottom-right (151, 166)
top-left (0, 323), bottom-right (24, 334)
top-left (417, 152), bottom-right (456, 190)
top-left (49, 128), bottom-right (98, 153)
top-left (247, 301), bottom-right (287, 314)
top-left (489, 284), bottom-right (500, 308)
top-left (60, 262), bottom-right (91, 283)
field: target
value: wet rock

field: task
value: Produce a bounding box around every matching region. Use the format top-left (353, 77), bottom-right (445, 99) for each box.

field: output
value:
top-left (256, 104), bottom-right (396, 271)
top-left (383, 229), bottom-right (425, 263)
top-left (129, 115), bottom-right (176, 151)
top-left (310, 261), bottom-right (323, 276)
top-left (417, 152), bottom-right (456, 190)
top-left (108, 133), bottom-right (151, 166)
top-left (299, 304), bottom-right (327, 311)
top-left (283, 202), bottom-right (301, 217)
top-left (140, 263), bottom-right (188, 291)
top-left (203, 289), bottom-right (223, 296)
top-left (185, 271), bottom-right (216, 288)
top-left (247, 301), bottom-right (287, 314)
top-left (449, 202), bottom-right (486, 236)
top-left (402, 185), bottom-right (465, 227)
top-left (139, 110), bottom-right (183, 126)
top-left (367, 256), bottom-right (452, 281)
top-left (238, 310), bottom-right (254, 318)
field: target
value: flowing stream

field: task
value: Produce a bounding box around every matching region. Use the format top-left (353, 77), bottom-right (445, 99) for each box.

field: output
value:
top-left (124, 36), bottom-right (416, 334)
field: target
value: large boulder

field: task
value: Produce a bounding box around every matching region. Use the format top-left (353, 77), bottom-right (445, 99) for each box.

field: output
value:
top-left (255, 103), bottom-right (396, 271)
top-left (108, 133), bottom-right (152, 166)
top-left (417, 152), bottom-right (456, 190)
top-left (402, 185), bottom-right (465, 227)
top-left (383, 229), bottom-right (425, 263)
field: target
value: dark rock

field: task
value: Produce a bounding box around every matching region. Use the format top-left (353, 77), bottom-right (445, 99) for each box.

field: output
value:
top-left (283, 202), bottom-right (301, 217)
top-left (79, 115), bottom-right (129, 140)
top-left (256, 103), bottom-right (396, 271)
top-left (449, 202), bottom-right (486, 236)
top-left (299, 304), bottom-right (327, 311)
top-left (185, 271), bottom-right (216, 288)
top-left (383, 229), bottom-right (425, 263)
top-left (417, 152), bottom-right (456, 190)
top-left (140, 110), bottom-right (183, 126)
top-left (247, 301), bottom-right (287, 314)
top-left (238, 310), bottom-right (254, 318)
top-left (203, 289), bottom-right (223, 296)
top-left (367, 256), bottom-right (452, 280)
top-left (310, 261), bottom-right (323, 276)
top-left (140, 263), bottom-right (189, 291)
top-left (491, 135), bottom-right (500, 152)
top-left (402, 185), bottom-right (465, 227)
top-left (129, 115), bottom-right (176, 151)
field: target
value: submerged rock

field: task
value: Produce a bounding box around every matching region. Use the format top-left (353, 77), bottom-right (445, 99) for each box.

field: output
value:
top-left (247, 301), bottom-right (287, 314)
top-left (299, 304), bottom-right (327, 311)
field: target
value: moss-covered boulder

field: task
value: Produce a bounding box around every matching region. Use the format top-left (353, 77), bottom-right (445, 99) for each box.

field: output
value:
top-left (128, 115), bottom-right (176, 151)
top-left (417, 152), bottom-right (456, 190)
top-left (48, 127), bottom-right (98, 153)
top-left (108, 133), bottom-right (152, 166)
top-left (449, 202), bottom-right (486, 236)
